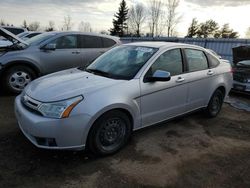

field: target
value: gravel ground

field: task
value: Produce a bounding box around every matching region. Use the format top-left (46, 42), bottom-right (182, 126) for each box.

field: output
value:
top-left (0, 92), bottom-right (250, 188)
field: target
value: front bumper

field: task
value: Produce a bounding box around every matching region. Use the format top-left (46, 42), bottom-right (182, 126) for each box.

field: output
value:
top-left (233, 80), bottom-right (250, 92)
top-left (14, 95), bottom-right (92, 150)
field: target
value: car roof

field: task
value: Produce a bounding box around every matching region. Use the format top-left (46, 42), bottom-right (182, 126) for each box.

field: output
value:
top-left (47, 31), bottom-right (120, 42)
top-left (125, 41), bottom-right (204, 50)
top-left (2, 26), bottom-right (27, 30)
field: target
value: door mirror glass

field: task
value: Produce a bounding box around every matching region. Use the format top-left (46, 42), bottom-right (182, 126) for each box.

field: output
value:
top-left (43, 43), bottom-right (56, 50)
top-left (145, 70), bottom-right (171, 82)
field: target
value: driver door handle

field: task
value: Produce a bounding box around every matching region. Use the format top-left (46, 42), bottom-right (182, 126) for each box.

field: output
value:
top-left (176, 77), bottom-right (185, 83)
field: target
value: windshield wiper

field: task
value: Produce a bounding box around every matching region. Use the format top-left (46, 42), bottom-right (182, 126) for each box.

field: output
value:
top-left (85, 68), bottom-right (111, 77)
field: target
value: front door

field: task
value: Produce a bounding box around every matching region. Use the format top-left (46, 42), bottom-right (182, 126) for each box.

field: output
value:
top-left (40, 34), bottom-right (82, 74)
top-left (140, 48), bottom-right (188, 127)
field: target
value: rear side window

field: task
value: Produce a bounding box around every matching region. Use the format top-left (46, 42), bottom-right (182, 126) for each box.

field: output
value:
top-left (207, 53), bottom-right (220, 68)
top-left (80, 35), bottom-right (102, 48)
top-left (102, 38), bottom-right (116, 48)
top-left (149, 49), bottom-right (183, 76)
top-left (185, 49), bottom-right (208, 72)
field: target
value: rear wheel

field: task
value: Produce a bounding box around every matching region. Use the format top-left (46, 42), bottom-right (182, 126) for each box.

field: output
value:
top-left (2, 65), bottom-right (36, 94)
top-left (88, 110), bottom-right (132, 156)
top-left (205, 89), bottom-right (224, 118)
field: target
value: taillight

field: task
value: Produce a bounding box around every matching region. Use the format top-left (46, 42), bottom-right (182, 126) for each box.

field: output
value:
top-left (230, 67), bottom-right (236, 73)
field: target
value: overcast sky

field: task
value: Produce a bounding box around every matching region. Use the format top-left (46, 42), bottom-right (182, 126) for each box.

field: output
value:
top-left (0, 0), bottom-right (250, 37)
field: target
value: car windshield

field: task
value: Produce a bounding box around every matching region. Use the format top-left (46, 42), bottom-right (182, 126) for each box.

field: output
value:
top-left (238, 60), bottom-right (250, 66)
top-left (85, 45), bottom-right (158, 80)
top-left (26, 32), bottom-right (57, 45)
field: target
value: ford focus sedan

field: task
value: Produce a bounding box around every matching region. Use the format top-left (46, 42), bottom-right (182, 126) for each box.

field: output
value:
top-left (15, 42), bottom-right (233, 156)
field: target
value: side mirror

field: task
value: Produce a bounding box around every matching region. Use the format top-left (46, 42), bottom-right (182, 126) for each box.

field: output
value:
top-left (42, 43), bottom-right (56, 51)
top-left (145, 70), bottom-right (171, 82)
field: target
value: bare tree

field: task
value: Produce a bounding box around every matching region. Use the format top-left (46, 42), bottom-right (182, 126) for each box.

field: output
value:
top-left (128, 3), bottom-right (146, 37)
top-left (100, 30), bottom-right (109, 35)
top-left (78, 21), bottom-right (92, 32)
top-left (0, 19), bottom-right (5, 26)
top-left (28, 21), bottom-right (40, 31)
top-left (166, 0), bottom-right (181, 37)
top-left (22, 20), bottom-right (28, 29)
top-left (148, 0), bottom-right (163, 37)
top-left (46, 21), bottom-right (56, 31)
top-left (63, 15), bottom-right (73, 31)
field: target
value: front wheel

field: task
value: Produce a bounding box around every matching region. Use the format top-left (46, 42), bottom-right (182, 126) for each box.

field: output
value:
top-left (2, 66), bottom-right (36, 94)
top-left (205, 89), bottom-right (224, 118)
top-left (88, 110), bottom-right (132, 156)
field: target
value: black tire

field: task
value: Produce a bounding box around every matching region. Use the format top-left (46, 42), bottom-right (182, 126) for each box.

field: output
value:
top-left (88, 110), bottom-right (132, 156)
top-left (205, 89), bottom-right (224, 118)
top-left (2, 65), bottom-right (36, 94)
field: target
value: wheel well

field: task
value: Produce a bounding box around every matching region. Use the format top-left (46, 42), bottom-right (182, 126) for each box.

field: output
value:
top-left (114, 108), bottom-right (134, 129)
top-left (217, 86), bottom-right (226, 98)
top-left (2, 61), bottom-right (40, 77)
top-left (96, 108), bottom-right (134, 129)
top-left (85, 108), bottom-right (134, 149)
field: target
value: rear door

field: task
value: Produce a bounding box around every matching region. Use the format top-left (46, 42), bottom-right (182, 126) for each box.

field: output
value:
top-left (78, 35), bottom-right (104, 67)
top-left (40, 34), bottom-right (82, 74)
top-left (140, 48), bottom-right (188, 127)
top-left (183, 48), bottom-right (217, 111)
top-left (78, 35), bottom-right (117, 67)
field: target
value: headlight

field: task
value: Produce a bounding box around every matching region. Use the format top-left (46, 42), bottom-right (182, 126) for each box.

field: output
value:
top-left (38, 96), bottom-right (83, 119)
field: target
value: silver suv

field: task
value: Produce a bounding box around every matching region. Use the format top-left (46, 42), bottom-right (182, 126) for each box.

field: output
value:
top-left (15, 42), bottom-right (233, 156)
top-left (0, 28), bottom-right (120, 93)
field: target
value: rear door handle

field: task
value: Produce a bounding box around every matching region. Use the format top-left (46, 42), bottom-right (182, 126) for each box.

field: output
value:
top-left (72, 51), bottom-right (80, 54)
top-left (176, 77), bottom-right (185, 83)
top-left (207, 70), bottom-right (214, 75)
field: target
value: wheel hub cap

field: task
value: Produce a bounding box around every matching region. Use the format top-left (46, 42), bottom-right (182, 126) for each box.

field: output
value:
top-left (99, 118), bottom-right (126, 146)
top-left (9, 71), bottom-right (31, 91)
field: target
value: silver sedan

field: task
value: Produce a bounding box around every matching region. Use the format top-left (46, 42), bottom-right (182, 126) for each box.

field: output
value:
top-left (15, 42), bottom-right (233, 155)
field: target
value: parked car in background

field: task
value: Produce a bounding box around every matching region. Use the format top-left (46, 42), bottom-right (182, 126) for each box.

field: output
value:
top-left (15, 42), bottom-right (233, 155)
top-left (0, 28), bottom-right (121, 93)
top-left (232, 46), bottom-right (250, 92)
top-left (0, 31), bottom-right (42, 47)
top-left (17, 31), bottom-right (43, 41)
top-left (2, 26), bottom-right (27, 35)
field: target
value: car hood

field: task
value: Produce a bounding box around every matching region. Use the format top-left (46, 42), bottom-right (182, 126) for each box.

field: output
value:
top-left (25, 68), bottom-right (126, 102)
top-left (0, 27), bottom-right (28, 46)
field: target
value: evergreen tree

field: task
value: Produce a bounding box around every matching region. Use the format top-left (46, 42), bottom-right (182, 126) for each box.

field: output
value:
top-left (197, 20), bottom-right (219, 38)
top-left (110, 0), bottom-right (129, 37)
top-left (215, 23), bottom-right (239, 38)
top-left (186, 18), bottom-right (198, 38)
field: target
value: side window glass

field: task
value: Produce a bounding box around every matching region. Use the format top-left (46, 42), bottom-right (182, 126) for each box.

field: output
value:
top-left (102, 38), bottom-right (116, 48)
top-left (149, 49), bottom-right (183, 76)
top-left (207, 53), bottom-right (220, 68)
top-left (48, 35), bottom-right (77, 49)
top-left (185, 49), bottom-right (208, 71)
top-left (81, 35), bottom-right (102, 48)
